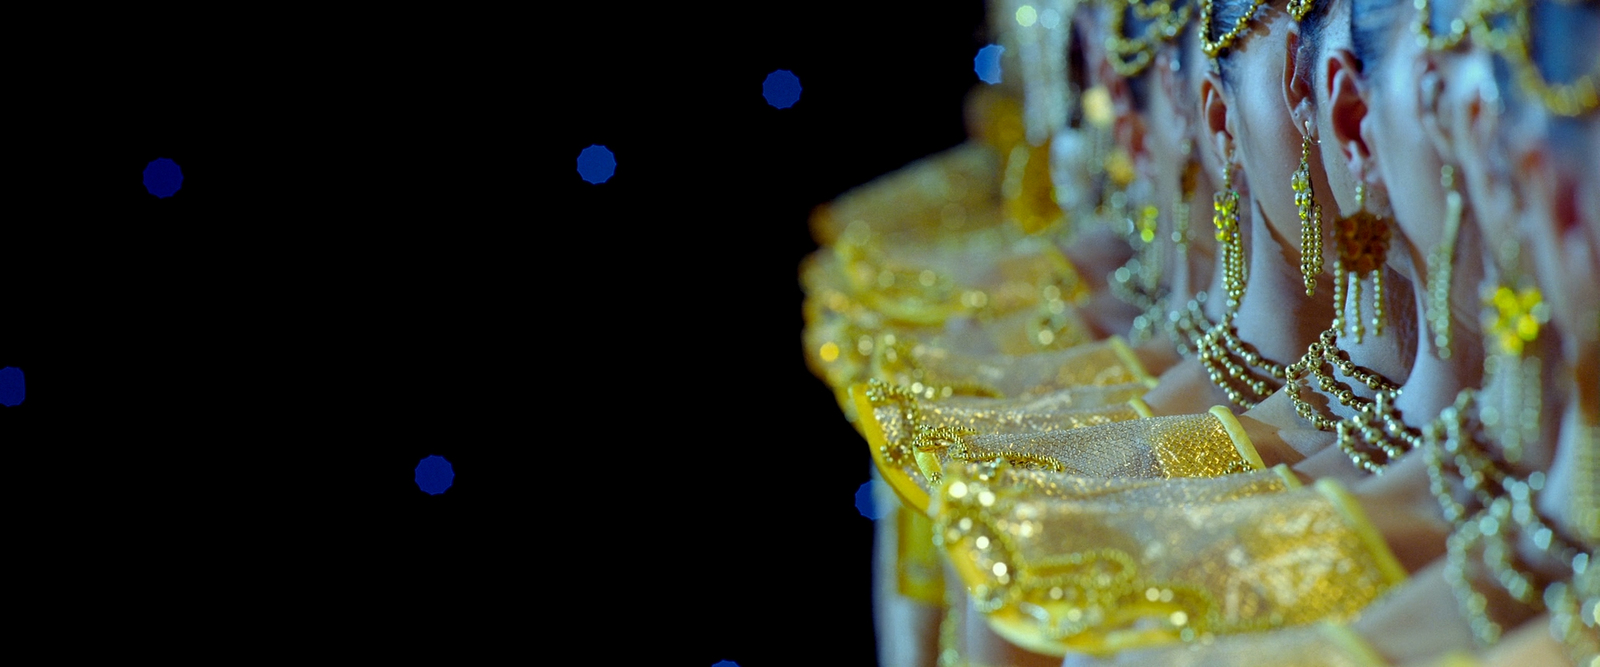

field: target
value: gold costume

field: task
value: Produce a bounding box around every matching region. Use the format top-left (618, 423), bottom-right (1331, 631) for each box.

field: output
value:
top-left (924, 460), bottom-right (1405, 657)
top-left (797, 0), bottom-right (1600, 662)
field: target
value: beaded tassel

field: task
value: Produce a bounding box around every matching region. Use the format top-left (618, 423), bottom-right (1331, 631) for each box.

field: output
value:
top-left (1294, 125), bottom-right (1323, 297)
top-left (1429, 165), bottom-right (1463, 359)
top-left (1371, 268), bottom-right (1383, 337)
top-left (1333, 261), bottom-right (1346, 335)
top-left (1349, 270), bottom-right (1363, 344)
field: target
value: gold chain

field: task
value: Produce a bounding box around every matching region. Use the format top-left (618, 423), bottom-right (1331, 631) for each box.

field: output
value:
top-left (1498, 0), bottom-right (1600, 117)
top-left (1413, 0), bottom-right (1473, 50)
top-left (1106, 0), bottom-right (1196, 76)
top-left (1200, 0), bottom-right (1270, 56)
top-left (1110, 205), bottom-right (1168, 344)
top-left (1197, 161), bottom-right (1286, 409)
top-left (1283, 327), bottom-right (1406, 469)
top-left (1294, 125), bottom-right (1324, 297)
top-left (1198, 316), bottom-right (1289, 409)
top-left (1167, 292), bottom-right (1216, 358)
top-left (1425, 387), bottom-right (1591, 647)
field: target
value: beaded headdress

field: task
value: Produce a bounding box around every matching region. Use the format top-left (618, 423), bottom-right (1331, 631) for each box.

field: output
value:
top-left (1105, 0), bottom-right (1197, 76)
top-left (1199, 0), bottom-right (1271, 56)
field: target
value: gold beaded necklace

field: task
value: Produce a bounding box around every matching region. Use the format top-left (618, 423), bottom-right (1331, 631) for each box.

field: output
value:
top-left (1195, 162), bottom-right (1290, 409)
top-left (1166, 292), bottom-right (1215, 358)
top-left (1421, 285), bottom-right (1594, 648)
top-left (1110, 204), bottom-right (1168, 344)
top-left (1194, 0), bottom-right (1311, 408)
top-left (1426, 388), bottom-right (1591, 646)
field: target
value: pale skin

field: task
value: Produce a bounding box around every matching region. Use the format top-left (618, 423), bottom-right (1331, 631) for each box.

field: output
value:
top-left (877, 2), bottom-right (1593, 664)
top-left (1075, 1), bottom-right (1597, 662)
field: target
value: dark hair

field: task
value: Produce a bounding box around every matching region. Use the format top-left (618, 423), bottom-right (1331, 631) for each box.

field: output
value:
top-left (1116, 0), bottom-right (1199, 109)
top-left (1349, 0), bottom-right (1411, 76)
top-left (1069, 13), bottom-right (1091, 126)
top-left (1494, 0), bottom-right (1600, 172)
top-left (1294, 0), bottom-right (1343, 102)
top-left (1206, 0), bottom-right (1268, 86)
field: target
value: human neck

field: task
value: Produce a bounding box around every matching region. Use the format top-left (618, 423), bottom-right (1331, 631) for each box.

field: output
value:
top-left (1232, 198), bottom-right (1336, 369)
top-left (1179, 182), bottom-right (1219, 303)
top-left (1391, 220), bottom-right (1486, 430)
top-left (1477, 321), bottom-right (1568, 472)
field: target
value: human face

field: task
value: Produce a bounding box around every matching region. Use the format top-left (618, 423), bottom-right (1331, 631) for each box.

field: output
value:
top-left (1222, 3), bottom-right (1335, 259)
top-left (1360, 9), bottom-right (1451, 273)
top-left (1520, 116), bottom-right (1600, 350)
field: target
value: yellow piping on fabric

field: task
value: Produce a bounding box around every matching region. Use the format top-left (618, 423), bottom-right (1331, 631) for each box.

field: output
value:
top-left (1313, 478), bottom-right (1410, 586)
top-left (1315, 622), bottom-right (1389, 667)
top-left (1128, 396), bottom-right (1155, 419)
top-left (1270, 463), bottom-right (1303, 489)
top-left (896, 505), bottom-right (947, 605)
top-left (985, 605), bottom-right (1190, 658)
top-left (1106, 335), bottom-right (1159, 388)
top-left (1425, 651), bottom-right (1484, 667)
top-left (1042, 242), bottom-right (1092, 305)
top-left (1208, 406), bottom-right (1266, 470)
top-left (851, 383), bottom-right (933, 514)
top-left (985, 610), bottom-right (1075, 658)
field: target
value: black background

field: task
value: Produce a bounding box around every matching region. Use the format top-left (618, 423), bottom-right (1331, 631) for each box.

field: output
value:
top-left (4, 4), bottom-right (988, 662)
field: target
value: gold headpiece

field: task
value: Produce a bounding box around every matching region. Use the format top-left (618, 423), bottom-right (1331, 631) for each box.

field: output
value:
top-left (1200, 0), bottom-right (1270, 56)
top-left (1421, 0), bottom-right (1598, 116)
top-left (1413, 0), bottom-right (1473, 50)
top-left (1494, 0), bottom-right (1600, 116)
top-left (1106, 0), bottom-right (1196, 76)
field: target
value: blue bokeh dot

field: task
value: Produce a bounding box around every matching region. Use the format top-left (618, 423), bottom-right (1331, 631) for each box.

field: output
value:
top-left (856, 481), bottom-right (884, 520)
top-left (577, 145), bottom-right (616, 184)
top-left (711, 661), bottom-right (741, 667)
top-left (975, 45), bottom-right (1004, 84)
top-left (415, 455), bottom-right (455, 495)
top-left (763, 69), bottom-right (802, 109)
top-left (143, 157), bottom-right (184, 199)
top-left (0, 367), bottom-right (24, 407)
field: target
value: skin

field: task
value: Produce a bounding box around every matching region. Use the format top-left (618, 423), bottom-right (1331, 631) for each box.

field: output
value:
top-left (1136, 40), bottom-right (1250, 417)
top-left (1072, 2), bottom-right (1597, 664)
top-left (1193, 0), bottom-right (1357, 471)
top-left (1341, 0), bottom-right (1598, 661)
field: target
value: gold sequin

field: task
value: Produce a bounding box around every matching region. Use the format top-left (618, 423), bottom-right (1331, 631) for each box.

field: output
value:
top-left (933, 467), bottom-right (1403, 657)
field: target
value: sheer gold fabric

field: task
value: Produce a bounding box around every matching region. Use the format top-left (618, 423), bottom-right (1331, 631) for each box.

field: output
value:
top-left (872, 334), bottom-right (1155, 400)
top-left (802, 229), bottom-right (1117, 422)
top-left (855, 380), bottom-right (1172, 512)
top-left (928, 463), bottom-right (1408, 657)
top-left (1101, 622), bottom-right (1390, 666)
top-left (937, 408), bottom-right (1263, 479)
top-left (807, 142), bottom-right (1005, 248)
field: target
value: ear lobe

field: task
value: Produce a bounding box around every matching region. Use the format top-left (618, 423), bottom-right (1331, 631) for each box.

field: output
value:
top-left (1108, 77), bottom-right (1146, 159)
top-left (1155, 52), bottom-right (1189, 137)
top-left (1447, 54), bottom-right (1503, 176)
top-left (1325, 50), bottom-right (1370, 183)
top-left (1201, 72), bottom-right (1233, 167)
top-left (1282, 24), bottom-right (1315, 131)
top-left (1416, 56), bottom-right (1455, 164)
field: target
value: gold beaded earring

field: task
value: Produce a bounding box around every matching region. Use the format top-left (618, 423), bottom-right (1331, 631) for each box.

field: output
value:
top-left (1174, 140), bottom-right (1200, 274)
top-left (1214, 155), bottom-right (1246, 308)
top-left (1293, 121), bottom-right (1323, 296)
top-left (1333, 181), bottom-right (1390, 343)
top-left (1481, 281), bottom-right (1549, 465)
top-left (1427, 165), bottom-right (1464, 359)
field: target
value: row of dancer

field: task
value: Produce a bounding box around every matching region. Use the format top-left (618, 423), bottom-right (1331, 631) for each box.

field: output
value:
top-left (800, 0), bottom-right (1598, 664)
